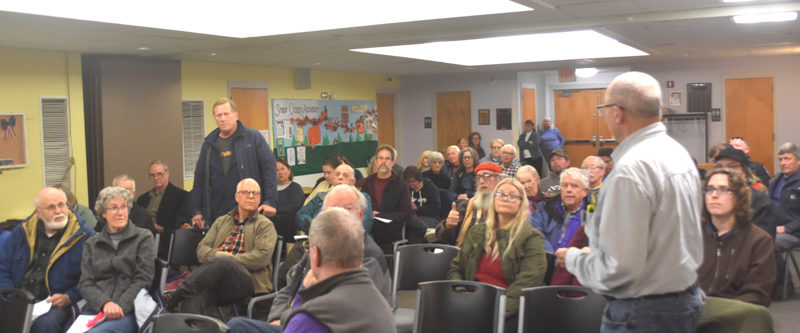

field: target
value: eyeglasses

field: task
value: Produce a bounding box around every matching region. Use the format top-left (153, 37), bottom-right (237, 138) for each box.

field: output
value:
top-left (148, 172), bottom-right (166, 178)
top-left (40, 201), bottom-right (67, 212)
top-left (462, 155), bottom-right (473, 160)
top-left (494, 191), bottom-right (522, 201)
top-left (476, 173), bottom-right (498, 181)
top-left (491, 146), bottom-right (503, 150)
top-left (704, 186), bottom-right (732, 196)
top-left (501, 151), bottom-right (515, 155)
top-left (583, 165), bottom-right (603, 170)
top-left (237, 190), bottom-right (261, 197)
top-left (105, 205), bottom-right (128, 213)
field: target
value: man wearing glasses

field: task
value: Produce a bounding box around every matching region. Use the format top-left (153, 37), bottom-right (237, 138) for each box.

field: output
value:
top-left (164, 178), bottom-right (277, 320)
top-left (137, 160), bottom-right (189, 259)
top-left (435, 162), bottom-right (502, 246)
top-left (557, 72), bottom-right (704, 332)
top-left (581, 156), bottom-right (606, 208)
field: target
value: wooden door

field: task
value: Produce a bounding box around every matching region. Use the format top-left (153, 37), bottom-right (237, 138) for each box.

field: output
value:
top-left (231, 88), bottom-right (270, 130)
top-left (377, 93), bottom-right (395, 147)
top-left (725, 77), bottom-right (774, 174)
top-left (522, 88), bottom-right (536, 125)
top-left (554, 89), bottom-right (616, 165)
top-left (436, 91), bottom-right (471, 152)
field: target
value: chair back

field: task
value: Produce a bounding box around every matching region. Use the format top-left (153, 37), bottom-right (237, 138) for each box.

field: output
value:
top-left (413, 281), bottom-right (506, 333)
top-left (271, 236), bottom-right (284, 291)
top-left (0, 288), bottom-right (35, 333)
top-left (168, 228), bottom-right (205, 266)
top-left (437, 188), bottom-right (457, 220)
top-left (392, 243), bottom-right (459, 308)
top-left (518, 286), bottom-right (607, 333)
top-left (149, 313), bottom-right (229, 333)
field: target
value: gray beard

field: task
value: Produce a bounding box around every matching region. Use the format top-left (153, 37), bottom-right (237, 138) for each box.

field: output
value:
top-left (472, 191), bottom-right (493, 211)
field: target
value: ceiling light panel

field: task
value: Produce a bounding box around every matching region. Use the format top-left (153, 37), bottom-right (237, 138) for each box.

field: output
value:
top-left (352, 30), bottom-right (648, 66)
top-left (0, 0), bottom-right (532, 38)
top-left (733, 11), bottom-right (798, 24)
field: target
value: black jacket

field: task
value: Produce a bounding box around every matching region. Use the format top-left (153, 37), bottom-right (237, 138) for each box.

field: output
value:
top-left (768, 171), bottom-right (800, 234)
top-left (362, 172), bottom-right (413, 247)
top-left (136, 182), bottom-right (189, 230)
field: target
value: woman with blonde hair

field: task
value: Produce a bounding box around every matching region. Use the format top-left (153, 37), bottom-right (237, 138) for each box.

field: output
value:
top-left (416, 150), bottom-right (433, 172)
top-left (449, 178), bottom-right (547, 332)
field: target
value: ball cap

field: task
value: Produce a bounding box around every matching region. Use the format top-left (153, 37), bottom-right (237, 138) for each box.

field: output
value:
top-left (714, 146), bottom-right (750, 165)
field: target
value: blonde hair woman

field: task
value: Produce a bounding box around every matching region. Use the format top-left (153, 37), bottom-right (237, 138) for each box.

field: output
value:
top-left (416, 150), bottom-right (433, 172)
top-left (448, 178), bottom-right (546, 331)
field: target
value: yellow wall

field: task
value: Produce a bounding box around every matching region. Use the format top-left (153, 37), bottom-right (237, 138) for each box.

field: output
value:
top-left (180, 60), bottom-right (398, 189)
top-left (0, 48), bottom-right (87, 222)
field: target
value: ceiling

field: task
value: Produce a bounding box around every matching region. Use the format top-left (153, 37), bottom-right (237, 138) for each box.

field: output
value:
top-left (0, 0), bottom-right (798, 76)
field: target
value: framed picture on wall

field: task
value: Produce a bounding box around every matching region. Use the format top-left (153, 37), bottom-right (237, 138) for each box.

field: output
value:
top-left (496, 108), bottom-right (511, 130)
top-left (0, 113), bottom-right (27, 169)
top-left (478, 109), bottom-right (490, 125)
top-left (669, 91), bottom-right (682, 106)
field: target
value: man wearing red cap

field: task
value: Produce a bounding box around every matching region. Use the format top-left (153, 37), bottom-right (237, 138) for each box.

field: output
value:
top-left (434, 162), bottom-right (503, 246)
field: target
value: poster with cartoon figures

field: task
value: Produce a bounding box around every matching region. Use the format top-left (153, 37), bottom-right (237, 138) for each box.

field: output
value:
top-left (272, 99), bottom-right (378, 175)
top-left (0, 113), bottom-right (27, 169)
top-left (272, 99), bottom-right (377, 149)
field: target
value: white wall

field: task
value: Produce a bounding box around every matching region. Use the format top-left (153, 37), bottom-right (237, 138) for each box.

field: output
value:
top-left (397, 71), bottom-right (519, 167)
top-left (397, 55), bottom-right (800, 174)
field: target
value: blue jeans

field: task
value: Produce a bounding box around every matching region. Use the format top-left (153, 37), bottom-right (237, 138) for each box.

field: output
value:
top-left (87, 314), bottom-right (137, 333)
top-left (227, 317), bottom-right (282, 333)
top-left (31, 306), bottom-right (72, 333)
top-left (601, 284), bottom-right (704, 333)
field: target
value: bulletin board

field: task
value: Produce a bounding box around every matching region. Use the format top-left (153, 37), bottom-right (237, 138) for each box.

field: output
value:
top-left (0, 113), bottom-right (27, 169)
top-left (272, 99), bottom-right (378, 175)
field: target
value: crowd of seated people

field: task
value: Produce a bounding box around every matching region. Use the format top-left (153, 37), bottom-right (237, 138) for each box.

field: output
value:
top-left (4, 92), bottom-right (791, 333)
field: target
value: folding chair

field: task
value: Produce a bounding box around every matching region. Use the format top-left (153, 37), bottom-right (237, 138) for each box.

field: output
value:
top-left (149, 313), bottom-right (229, 333)
top-left (413, 280), bottom-right (506, 333)
top-left (392, 243), bottom-right (460, 333)
top-left (246, 235), bottom-right (284, 318)
top-left (0, 288), bottom-right (35, 333)
top-left (781, 246), bottom-right (800, 300)
top-left (518, 285), bottom-right (607, 333)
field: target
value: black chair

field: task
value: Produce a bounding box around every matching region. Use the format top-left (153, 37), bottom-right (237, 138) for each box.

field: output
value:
top-left (0, 288), bottom-right (35, 333)
top-left (149, 313), bottom-right (229, 333)
top-left (413, 281), bottom-right (506, 333)
top-left (393, 243), bottom-right (460, 333)
top-left (167, 228), bottom-right (206, 268)
top-left (781, 247), bottom-right (800, 300)
top-left (245, 235), bottom-right (284, 318)
top-left (518, 285), bottom-right (607, 333)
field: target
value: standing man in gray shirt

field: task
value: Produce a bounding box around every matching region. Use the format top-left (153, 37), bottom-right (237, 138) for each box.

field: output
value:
top-left (556, 72), bottom-right (704, 332)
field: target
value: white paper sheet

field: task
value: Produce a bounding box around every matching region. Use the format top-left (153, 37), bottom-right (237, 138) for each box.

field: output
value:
top-left (66, 314), bottom-right (102, 333)
top-left (374, 217), bottom-right (392, 224)
top-left (31, 300), bottom-right (51, 321)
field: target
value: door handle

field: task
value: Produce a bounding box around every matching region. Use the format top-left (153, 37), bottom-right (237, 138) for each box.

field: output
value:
top-left (598, 136), bottom-right (604, 145)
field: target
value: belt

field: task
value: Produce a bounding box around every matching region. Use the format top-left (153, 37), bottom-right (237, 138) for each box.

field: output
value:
top-left (604, 283), bottom-right (698, 301)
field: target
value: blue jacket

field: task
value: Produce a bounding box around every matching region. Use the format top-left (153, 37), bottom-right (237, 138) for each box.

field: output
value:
top-left (191, 120), bottom-right (278, 222)
top-left (539, 127), bottom-right (565, 153)
top-left (769, 170), bottom-right (800, 235)
top-left (530, 195), bottom-right (585, 252)
top-left (0, 211), bottom-right (95, 302)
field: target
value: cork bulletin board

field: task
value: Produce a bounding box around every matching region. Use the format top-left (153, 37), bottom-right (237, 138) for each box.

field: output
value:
top-left (0, 113), bottom-right (27, 169)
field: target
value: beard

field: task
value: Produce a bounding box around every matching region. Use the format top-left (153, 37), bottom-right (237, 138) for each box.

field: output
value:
top-left (471, 190), bottom-right (493, 211)
top-left (378, 166), bottom-right (390, 174)
top-left (43, 213), bottom-right (68, 231)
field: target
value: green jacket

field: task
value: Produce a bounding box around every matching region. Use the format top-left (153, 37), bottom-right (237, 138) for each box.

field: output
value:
top-left (448, 222), bottom-right (547, 317)
top-left (197, 208), bottom-right (277, 293)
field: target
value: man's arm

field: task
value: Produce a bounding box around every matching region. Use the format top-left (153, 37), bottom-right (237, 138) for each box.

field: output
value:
top-left (255, 133), bottom-right (278, 209)
top-left (0, 230), bottom-right (19, 287)
top-left (564, 176), bottom-right (651, 291)
top-left (196, 221), bottom-right (221, 263)
top-left (295, 195), bottom-right (323, 233)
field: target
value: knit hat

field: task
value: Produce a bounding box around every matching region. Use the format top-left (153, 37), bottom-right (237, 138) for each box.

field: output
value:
top-left (474, 162), bottom-right (502, 175)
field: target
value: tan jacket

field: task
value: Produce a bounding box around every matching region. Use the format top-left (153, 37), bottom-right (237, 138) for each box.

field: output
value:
top-left (197, 209), bottom-right (277, 293)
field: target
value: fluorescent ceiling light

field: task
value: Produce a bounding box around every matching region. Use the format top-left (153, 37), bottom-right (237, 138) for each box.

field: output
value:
top-left (733, 11), bottom-right (798, 24)
top-left (575, 68), bottom-right (599, 78)
top-left (720, 0), bottom-right (757, 3)
top-left (352, 30), bottom-right (648, 66)
top-left (0, 0), bottom-right (531, 38)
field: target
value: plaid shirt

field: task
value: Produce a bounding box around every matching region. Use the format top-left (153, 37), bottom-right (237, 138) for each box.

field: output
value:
top-left (501, 161), bottom-right (520, 179)
top-left (217, 221), bottom-right (246, 254)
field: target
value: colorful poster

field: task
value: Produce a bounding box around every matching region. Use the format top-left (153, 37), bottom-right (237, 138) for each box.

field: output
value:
top-left (272, 99), bottom-right (377, 150)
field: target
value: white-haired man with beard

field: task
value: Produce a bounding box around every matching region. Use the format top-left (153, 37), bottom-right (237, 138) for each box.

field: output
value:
top-left (435, 162), bottom-right (503, 246)
top-left (0, 187), bottom-right (96, 333)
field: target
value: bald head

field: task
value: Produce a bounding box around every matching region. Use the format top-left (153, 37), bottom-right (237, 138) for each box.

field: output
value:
top-left (606, 71), bottom-right (662, 119)
top-left (35, 187), bottom-right (70, 232)
top-left (334, 164), bottom-right (356, 186)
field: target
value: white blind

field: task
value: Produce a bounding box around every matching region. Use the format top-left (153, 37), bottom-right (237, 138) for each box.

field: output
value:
top-left (182, 100), bottom-right (205, 178)
top-left (41, 98), bottom-right (72, 188)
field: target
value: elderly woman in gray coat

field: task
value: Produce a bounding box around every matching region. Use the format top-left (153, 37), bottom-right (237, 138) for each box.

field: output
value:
top-left (79, 186), bottom-right (155, 333)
